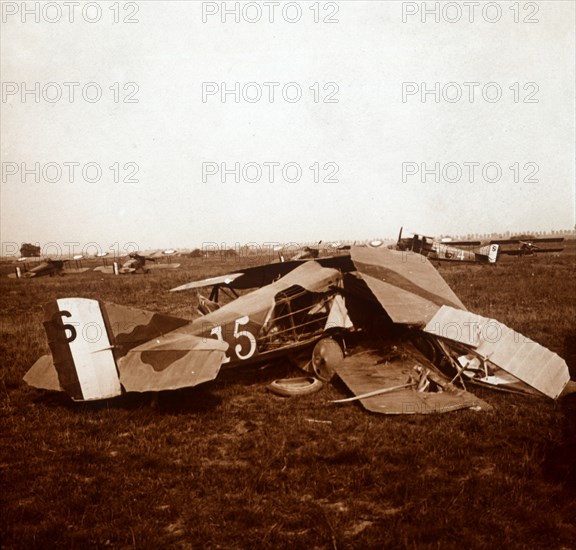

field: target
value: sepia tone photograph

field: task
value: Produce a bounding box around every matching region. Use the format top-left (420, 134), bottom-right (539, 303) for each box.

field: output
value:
top-left (1, 1), bottom-right (575, 548)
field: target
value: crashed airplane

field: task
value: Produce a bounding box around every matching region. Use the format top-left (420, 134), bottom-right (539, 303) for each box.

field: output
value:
top-left (24, 247), bottom-right (571, 413)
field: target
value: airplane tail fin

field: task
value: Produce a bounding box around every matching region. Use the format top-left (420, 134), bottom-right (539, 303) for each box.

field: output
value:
top-left (477, 243), bottom-right (499, 263)
top-left (487, 243), bottom-right (499, 263)
top-left (24, 298), bottom-right (228, 400)
top-left (37, 298), bottom-right (123, 401)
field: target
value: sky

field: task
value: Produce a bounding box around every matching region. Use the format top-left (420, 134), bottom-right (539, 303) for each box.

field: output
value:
top-left (1, 0), bottom-right (574, 255)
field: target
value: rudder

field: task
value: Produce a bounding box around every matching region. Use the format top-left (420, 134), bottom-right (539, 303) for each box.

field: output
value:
top-left (43, 298), bottom-right (121, 401)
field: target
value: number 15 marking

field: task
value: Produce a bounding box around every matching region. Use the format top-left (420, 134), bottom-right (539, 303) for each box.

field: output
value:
top-left (210, 316), bottom-right (257, 363)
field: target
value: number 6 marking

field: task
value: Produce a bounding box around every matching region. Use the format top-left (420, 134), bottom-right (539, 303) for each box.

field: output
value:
top-left (58, 310), bottom-right (77, 343)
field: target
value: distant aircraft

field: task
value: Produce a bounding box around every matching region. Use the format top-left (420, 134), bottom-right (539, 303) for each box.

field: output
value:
top-left (489, 236), bottom-right (564, 256)
top-left (292, 245), bottom-right (320, 260)
top-left (119, 253), bottom-right (155, 274)
top-left (25, 247), bottom-right (570, 411)
top-left (94, 251), bottom-right (180, 275)
top-left (8, 257), bottom-right (90, 279)
top-left (275, 241), bottom-right (322, 262)
top-left (395, 227), bottom-right (499, 264)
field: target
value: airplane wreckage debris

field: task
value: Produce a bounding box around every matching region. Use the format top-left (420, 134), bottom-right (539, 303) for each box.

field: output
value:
top-left (24, 247), bottom-right (572, 414)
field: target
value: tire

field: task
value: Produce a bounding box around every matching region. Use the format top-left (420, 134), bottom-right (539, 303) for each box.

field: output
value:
top-left (268, 377), bottom-right (323, 397)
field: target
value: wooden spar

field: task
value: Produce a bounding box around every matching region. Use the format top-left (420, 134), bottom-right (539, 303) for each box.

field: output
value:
top-left (331, 382), bottom-right (414, 404)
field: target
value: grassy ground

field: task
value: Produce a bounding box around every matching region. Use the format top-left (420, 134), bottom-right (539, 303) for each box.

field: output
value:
top-left (1, 247), bottom-right (575, 549)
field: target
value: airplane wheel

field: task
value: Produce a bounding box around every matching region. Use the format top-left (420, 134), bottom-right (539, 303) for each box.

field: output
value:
top-left (268, 377), bottom-right (323, 397)
top-left (311, 337), bottom-right (344, 382)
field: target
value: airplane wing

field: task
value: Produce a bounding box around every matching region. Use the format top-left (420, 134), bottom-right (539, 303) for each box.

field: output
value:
top-left (116, 332), bottom-right (228, 392)
top-left (139, 249), bottom-right (162, 257)
top-left (170, 256), bottom-right (353, 293)
top-left (64, 268), bottom-right (91, 274)
top-left (93, 265), bottom-right (115, 274)
top-left (25, 261), bottom-right (53, 274)
top-left (7, 259), bottom-right (90, 278)
top-left (497, 248), bottom-right (564, 256)
top-left (491, 236), bottom-right (565, 255)
top-left (332, 344), bottom-right (490, 414)
top-left (346, 246), bottom-right (466, 325)
top-left (169, 264), bottom-right (303, 293)
top-left (146, 263), bottom-right (181, 270)
top-left (424, 306), bottom-right (570, 399)
top-left (171, 272), bottom-right (245, 291)
top-left (93, 263), bottom-right (180, 274)
top-left (174, 247), bottom-right (460, 326)
top-left (173, 261), bottom-right (313, 291)
top-left (490, 237), bottom-right (564, 245)
top-left (24, 354), bottom-right (62, 392)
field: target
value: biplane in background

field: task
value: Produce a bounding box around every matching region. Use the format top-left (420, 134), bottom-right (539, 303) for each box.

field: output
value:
top-left (7, 256), bottom-right (91, 279)
top-left (24, 246), bottom-right (572, 413)
top-left (274, 241), bottom-right (357, 262)
top-left (394, 227), bottom-right (499, 264)
top-left (93, 250), bottom-right (181, 275)
top-left (273, 241), bottom-right (322, 262)
top-left (489, 236), bottom-right (564, 256)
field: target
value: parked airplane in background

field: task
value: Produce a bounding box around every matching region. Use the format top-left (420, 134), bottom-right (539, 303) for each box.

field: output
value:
top-left (94, 251), bottom-right (181, 275)
top-left (274, 241), bottom-right (322, 262)
top-left (489, 236), bottom-right (564, 256)
top-left (8, 257), bottom-right (90, 278)
top-left (395, 228), bottom-right (499, 264)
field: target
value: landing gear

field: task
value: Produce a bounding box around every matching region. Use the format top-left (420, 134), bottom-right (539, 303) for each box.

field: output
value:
top-left (311, 337), bottom-right (344, 382)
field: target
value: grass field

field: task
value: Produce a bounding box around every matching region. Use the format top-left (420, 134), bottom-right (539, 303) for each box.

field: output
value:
top-left (1, 246), bottom-right (575, 549)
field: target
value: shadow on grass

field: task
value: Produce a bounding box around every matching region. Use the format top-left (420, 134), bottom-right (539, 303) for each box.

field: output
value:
top-left (543, 392), bottom-right (576, 497)
top-left (215, 359), bottom-right (295, 385)
top-left (563, 331), bottom-right (576, 378)
top-left (23, 357), bottom-right (303, 417)
top-left (27, 386), bottom-right (224, 414)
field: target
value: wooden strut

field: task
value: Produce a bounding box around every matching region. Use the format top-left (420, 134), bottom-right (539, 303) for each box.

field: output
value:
top-left (433, 338), bottom-right (468, 390)
top-left (330, 382), bottom-right (415, 404)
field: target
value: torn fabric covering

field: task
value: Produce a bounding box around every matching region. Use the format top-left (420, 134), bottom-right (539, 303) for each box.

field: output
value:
top-left (190, 261), bottom-right (342, 332)
top-left (325, 294), bottom-right (353, 330)
top-left (424, 306), bottom-right (570, 399)
top-left (333, 344), bottom-right (490, 414)
top-left (349, 246), bottom-right (466, 325)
